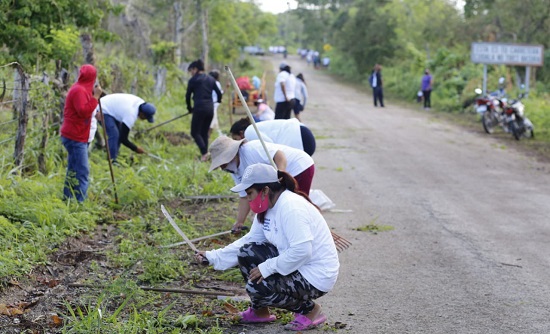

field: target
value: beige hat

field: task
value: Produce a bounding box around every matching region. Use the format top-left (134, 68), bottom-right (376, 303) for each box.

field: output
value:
top-left (208, 136), bottom-right (245, 172)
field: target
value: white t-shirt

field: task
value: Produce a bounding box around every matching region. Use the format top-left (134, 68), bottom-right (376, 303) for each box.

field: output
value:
top-left (285, 73), bottom-right (296, 100)
top-left (231, 140), bottom-right (314, 197)
top-left (294, 78), bottom-right (308, 106)
top-left (88, 110), bottom-right (98, 143)
top-left (244, 119), bottom-right (303, 151)
top-left (256, 104), bottom-right (275, 121)
top-left (205, 190), bottom-right (339, 293)
top-left (97, 93), bottom-right (144, 129)
top-left (212, 81), bottom-right (223, 105)
top-left (274, 71), bottom-right (290, 103)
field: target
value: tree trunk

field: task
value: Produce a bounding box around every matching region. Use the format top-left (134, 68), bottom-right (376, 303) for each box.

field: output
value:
top-left (154, 66), bottom-right (167, 97)
top-left (196, 0), bottom-right (209, 68)
top-left (174, 1), bottom-right (183, 66)
top-left (80, 33), bottom-right (95, 65)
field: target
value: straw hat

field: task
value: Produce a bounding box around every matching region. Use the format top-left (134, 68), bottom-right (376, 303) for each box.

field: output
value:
top-left (208, 136), bottom-right (245, 172)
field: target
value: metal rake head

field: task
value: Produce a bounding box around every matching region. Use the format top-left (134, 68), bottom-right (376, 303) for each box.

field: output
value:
top-left (331, 231), bottom-right (352, 253)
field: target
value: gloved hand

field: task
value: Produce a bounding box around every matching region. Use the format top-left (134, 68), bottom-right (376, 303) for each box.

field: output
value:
top-left (187, 107), bottom-right (194, 114)
top-left (136, 147), bottom-right (146, 154)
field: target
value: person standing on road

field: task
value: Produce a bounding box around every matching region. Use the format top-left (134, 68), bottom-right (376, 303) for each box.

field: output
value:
top-left (186, 59), bottom-right (223, 162)
top-left (369, 64), bottom-right (384, 107)
top-left (60, 64), bottom-right (102, 202)
top-left (208, 135), bottom-right (315, 232)
top-left (421, 69), bottom-right (433, 110)
top-left (230, 117), bottom-right (316, 156)
top-left (195, 163), bottom-right (339, 331)
top-left (293, 73), bottom-right (308, 122)
top-left (97, 93), bottom-right (156, 162)
top-left (274, 63), bottom-right (295, 120)
top-left (208, 69), bottom-right (224, 139)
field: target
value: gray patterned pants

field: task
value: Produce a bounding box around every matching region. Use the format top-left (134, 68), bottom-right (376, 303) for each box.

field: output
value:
top-left (237, 242), bottom-right (326, 314)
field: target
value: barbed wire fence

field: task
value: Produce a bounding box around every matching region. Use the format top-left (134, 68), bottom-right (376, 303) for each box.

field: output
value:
top-left (0, 62), bottom-right (70, 174)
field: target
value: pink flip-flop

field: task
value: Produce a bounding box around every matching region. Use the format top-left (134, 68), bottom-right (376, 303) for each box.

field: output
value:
top-left (283, 313), bottom-right (327, 331)
top-left (239, 307), bottom-right (276, 323)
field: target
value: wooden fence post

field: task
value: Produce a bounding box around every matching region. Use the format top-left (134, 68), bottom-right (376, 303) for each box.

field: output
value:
top-left (13, 64), bottom-right (29, 170)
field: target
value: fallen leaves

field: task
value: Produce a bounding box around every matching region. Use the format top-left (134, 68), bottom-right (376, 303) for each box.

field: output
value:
top-left (0, 303), bottom-right (24, 316)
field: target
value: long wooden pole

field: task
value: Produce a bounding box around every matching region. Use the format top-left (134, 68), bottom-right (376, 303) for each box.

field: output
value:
top-left (224, 66), bottom-right (275, 168)
top-left (97, 99), bottom-right (119, 204)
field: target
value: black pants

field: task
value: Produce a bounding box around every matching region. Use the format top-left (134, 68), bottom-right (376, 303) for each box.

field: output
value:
top-left (423, 90), bottom-right (432, 108)
top-left (373, 86), bottom-right (384, 107)
top-left (237, 242), bottom-right (325, 314)
top-left (191, 109), bottom-right (214, 155)
top-left (300, 125), bottom-right (316, 156)
top-left (275, 100), bottom-right (293, 119)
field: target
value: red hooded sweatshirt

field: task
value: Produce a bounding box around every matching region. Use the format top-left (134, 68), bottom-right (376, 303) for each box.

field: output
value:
top-left (60, 64), bottom-right (98, 142)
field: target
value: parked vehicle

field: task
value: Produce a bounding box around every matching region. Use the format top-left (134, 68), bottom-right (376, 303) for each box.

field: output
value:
top-left (475, 88), bottom-right (534, 140)
top-left (475, 88), bottom-right (507, 134)
top-left (502, 94), bottom-right (534, 140)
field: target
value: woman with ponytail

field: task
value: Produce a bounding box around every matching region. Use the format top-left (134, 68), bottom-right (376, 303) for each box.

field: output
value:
top-left (195, 163), bottom-right (339, 331)
top-left (186, 59), bottom-right (223, 161)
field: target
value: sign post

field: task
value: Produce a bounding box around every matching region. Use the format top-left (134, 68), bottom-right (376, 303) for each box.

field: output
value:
top-left (470, 42), bottom-right (544, 96)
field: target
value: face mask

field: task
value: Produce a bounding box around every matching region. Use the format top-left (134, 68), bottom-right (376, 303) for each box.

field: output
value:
top-left (223, 159), bottom-right (238, 174)
top-left (249, 190), bottom-right (269, 214)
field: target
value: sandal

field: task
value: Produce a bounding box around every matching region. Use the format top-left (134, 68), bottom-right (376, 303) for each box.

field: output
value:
top-left (284, 313), bottom-right (327, 331)
top-left (239, 307), bottom-right (276, 323)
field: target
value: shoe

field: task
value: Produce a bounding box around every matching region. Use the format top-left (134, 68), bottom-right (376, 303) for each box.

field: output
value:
top-left (239, 307), bottom-right (276, 323)
top-left (284, 313), bottom-right (327, 331)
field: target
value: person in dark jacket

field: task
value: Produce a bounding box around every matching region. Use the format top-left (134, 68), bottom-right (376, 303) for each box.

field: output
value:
top-left (60, 64), bottom-right (102, 202)
top-left (369, 64), bottom-right (384, 107)
top-left (97, 93), bottom-right (156, 162)
top-left (186, 59), bottom-right (223, 162)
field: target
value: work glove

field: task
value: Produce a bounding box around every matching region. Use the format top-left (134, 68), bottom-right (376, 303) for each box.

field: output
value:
top-left (136, 147), bottom-right (146, 154)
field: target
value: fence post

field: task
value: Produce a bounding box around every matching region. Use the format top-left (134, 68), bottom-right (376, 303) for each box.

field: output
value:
top-left (13, 64), bottom-right (29, 170)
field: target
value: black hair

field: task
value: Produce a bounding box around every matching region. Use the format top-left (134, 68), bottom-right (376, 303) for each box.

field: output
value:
top-left (230, 117), bottom-right (251, 136)
top-left (296, 73), bottom-right (305, 85)
top-left (250, 170), bottom-right (319, 223)
top-left (209, 69), bottom-right (220, 80)
top-left (188, 59), bottom-right (204, 71)
top-left (283, 65), bottom-right (291, 73)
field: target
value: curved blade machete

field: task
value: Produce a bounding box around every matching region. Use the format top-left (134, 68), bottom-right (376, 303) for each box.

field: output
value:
top-left (161, 205), bottom-right (208, 264)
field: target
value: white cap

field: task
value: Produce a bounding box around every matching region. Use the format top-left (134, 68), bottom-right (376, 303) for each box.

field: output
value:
top-left (230, 163), bottom-right (279, 192)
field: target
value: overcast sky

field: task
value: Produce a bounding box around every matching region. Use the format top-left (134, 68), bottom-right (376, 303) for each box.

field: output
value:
top-left (256, 0), bottom-right (298, 14)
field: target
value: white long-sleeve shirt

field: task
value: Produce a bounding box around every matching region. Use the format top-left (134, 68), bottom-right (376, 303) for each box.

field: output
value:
top-left (294, 78), bottom-right (308, 107)
top-left (205, 190), bottom-right (339, 292)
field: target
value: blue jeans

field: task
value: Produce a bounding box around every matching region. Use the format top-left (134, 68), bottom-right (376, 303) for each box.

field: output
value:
top-left (103, 114), bottom-right (121, 161)
top-left (62, 136), bottom-right (90, 202)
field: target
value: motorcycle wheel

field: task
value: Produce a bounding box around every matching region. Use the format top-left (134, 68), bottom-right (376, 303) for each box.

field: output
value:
top-left (482, 111), bottom-right (497, 134)
top-left (510, 121), bottom-right (521, 140)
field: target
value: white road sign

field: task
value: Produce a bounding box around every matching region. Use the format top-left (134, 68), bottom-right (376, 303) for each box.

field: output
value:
top-left (471, 42), bottom-right (544, 66)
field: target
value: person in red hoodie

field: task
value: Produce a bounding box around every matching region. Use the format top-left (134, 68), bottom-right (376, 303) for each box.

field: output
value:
top-left (60, 64), bottom-right (102, 202)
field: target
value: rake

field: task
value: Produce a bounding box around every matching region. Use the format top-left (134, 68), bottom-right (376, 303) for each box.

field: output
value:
top-left (331, 231), bottom-right (352, 253)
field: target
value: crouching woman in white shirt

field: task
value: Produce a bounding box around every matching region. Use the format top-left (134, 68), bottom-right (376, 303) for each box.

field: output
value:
top-left (195, 163), bottom-right (339, 331)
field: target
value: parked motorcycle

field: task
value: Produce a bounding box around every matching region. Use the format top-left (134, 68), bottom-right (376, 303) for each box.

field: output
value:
top-left (474, 88), bottom-right (507, 134)
top-left (502, 94), bottom-right (534, 140)
top-left (474, 88), bottom-right (534, 140)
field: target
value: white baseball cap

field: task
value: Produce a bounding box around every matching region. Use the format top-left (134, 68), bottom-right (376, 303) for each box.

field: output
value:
top-left (230, 163), bottom-right (279, 192)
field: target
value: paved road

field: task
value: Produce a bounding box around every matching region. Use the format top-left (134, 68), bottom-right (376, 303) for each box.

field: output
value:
top-left (239, 56), bottom-right (550, 334)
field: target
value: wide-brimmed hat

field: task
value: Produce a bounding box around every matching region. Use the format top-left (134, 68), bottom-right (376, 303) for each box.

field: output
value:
top-left (209, 136), bottom-right (245, 172)
top-left (230, 163), bottom-right (279, 193)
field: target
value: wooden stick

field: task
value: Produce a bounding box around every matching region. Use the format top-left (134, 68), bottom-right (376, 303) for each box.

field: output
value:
top-left (139, 113), bottom-right (191, 134)
top-left (98, 99), bottom-right (119, 204)
top-left (67, 283), bottom-right (235, 296)
top-left (224, 66), bottom-right (276, 168)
